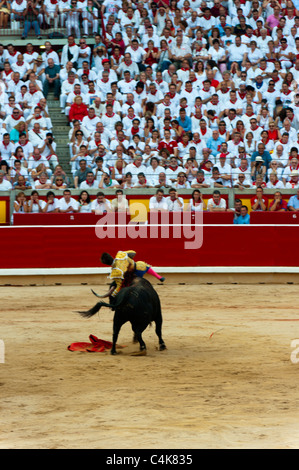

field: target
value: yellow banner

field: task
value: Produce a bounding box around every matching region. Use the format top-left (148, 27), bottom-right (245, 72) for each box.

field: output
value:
top-left (0, 201), bottom-right (7, 224)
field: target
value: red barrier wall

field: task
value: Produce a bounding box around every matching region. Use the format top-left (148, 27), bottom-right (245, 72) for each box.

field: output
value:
top-left (250, 211), bottom-right (299, 224)
top-left (1, 225), bottom-right (299, 269)
top-left (13, 211), bottom-right (234, 225)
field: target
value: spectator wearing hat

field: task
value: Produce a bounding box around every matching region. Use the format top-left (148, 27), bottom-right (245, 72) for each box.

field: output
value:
top-left (251, 186), bottom-right (269, 211)
top-left (285, 170), bottom-right (299, 189)
top-left (269, 192), bottom-right (288, 212)
top-left (251, 143), bottom-right (272, 170)
top-left (32, 55), bottom-right (45, 83)
top-left (251, 155), bottom-right (266, 182)
top-left (282, 158), bottom-right (299, 184)
top-left (217, 153), bottom-right (232, 187)
top-left (98, 58), bottom-right (118, 83)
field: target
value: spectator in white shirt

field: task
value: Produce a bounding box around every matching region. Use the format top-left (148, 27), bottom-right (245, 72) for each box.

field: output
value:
top-left (166, 188), bottom-right (184, 211)
top-left (90, 191), bottom-right (112, 213)
top-left (207, 190), bottom-right (227, 211)
top-left (226, 35), bottom-right (247, 69)
top-left (149, 189), bottom-right (168, 211)
top-left (80, 171), bottom-right (100, 189)
top-left (57, 189), bottom-right (80, 213)
top-left (0, 170), bottom-right (12, 190)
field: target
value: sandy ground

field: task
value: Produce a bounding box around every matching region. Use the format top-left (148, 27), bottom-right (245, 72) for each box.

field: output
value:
top-left (1, 283), bottom-right (299, 449)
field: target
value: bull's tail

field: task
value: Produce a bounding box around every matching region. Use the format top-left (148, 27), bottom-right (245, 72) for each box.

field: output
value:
top-left (77, 301), bottom-right (111, 318)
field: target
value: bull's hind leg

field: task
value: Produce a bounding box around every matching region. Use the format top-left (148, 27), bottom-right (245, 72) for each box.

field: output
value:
top-left (134, 330), bottom-right (146, 352)
top-left (155, 316), bottom-right (166, 351)
top-left (131, 330), bottom-right (147, 356)
top-left (132, 332), bottom-right (138, 344)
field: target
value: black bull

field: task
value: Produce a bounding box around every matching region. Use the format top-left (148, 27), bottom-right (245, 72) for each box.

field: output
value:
top-left (78, 277), bottom-right (166, 355)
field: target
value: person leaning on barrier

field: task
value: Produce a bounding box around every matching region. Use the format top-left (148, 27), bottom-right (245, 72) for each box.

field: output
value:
top-left (207, 190), bottom-right (227, 212)
top-left (287, 189), bottom-right (299, 212)
top-left (42, 191), bottom-right (59, 213)
top-left (165, 187), bottom-right (184, 212)
top-left (269, 192), bottom-right (288, 212)
top-left (13, 191), bottom-right (28, 216)
top-left (250, 186), bottom-right (269, 212)
top-left (185, 189), bottom-right (206, 212)
top-left (149, 189), bottom-right (168, 211)
top-left (56, 189), bottom-right (80, 213)
top-left (111, 189), bottom-right (129, 213)
top-left (90, 191), bottom-right (112, 214)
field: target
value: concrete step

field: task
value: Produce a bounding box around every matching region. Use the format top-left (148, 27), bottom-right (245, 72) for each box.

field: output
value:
top-left (48, 105), bottom-right (62, 110)
top-left (53, 132), bottom-right (70, 137)
top-left (49, 114), bottom-right (68, 119)
top-left (53, 129), bottom-right (69, 134)
top-left (50, 117), bottom-right (68, 122)
top-left (46, 91), bottom-right (73, 181)
top-left (55, 139), bottom-right (71, 145)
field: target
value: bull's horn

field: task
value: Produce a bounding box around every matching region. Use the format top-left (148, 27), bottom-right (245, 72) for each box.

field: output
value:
top-left (91, 286), bottom-right (115, 298)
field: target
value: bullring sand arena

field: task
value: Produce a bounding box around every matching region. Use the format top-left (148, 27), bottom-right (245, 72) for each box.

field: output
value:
top-left (1, 281), bottom-right (299, 449)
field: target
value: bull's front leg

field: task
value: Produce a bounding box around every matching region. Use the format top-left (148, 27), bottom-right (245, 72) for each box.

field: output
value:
top-left (111, 325), bottom-right (120, 355)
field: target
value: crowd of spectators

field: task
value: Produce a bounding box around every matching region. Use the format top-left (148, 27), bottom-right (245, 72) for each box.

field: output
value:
top-left (2, 0), bottom-right (299, 221)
